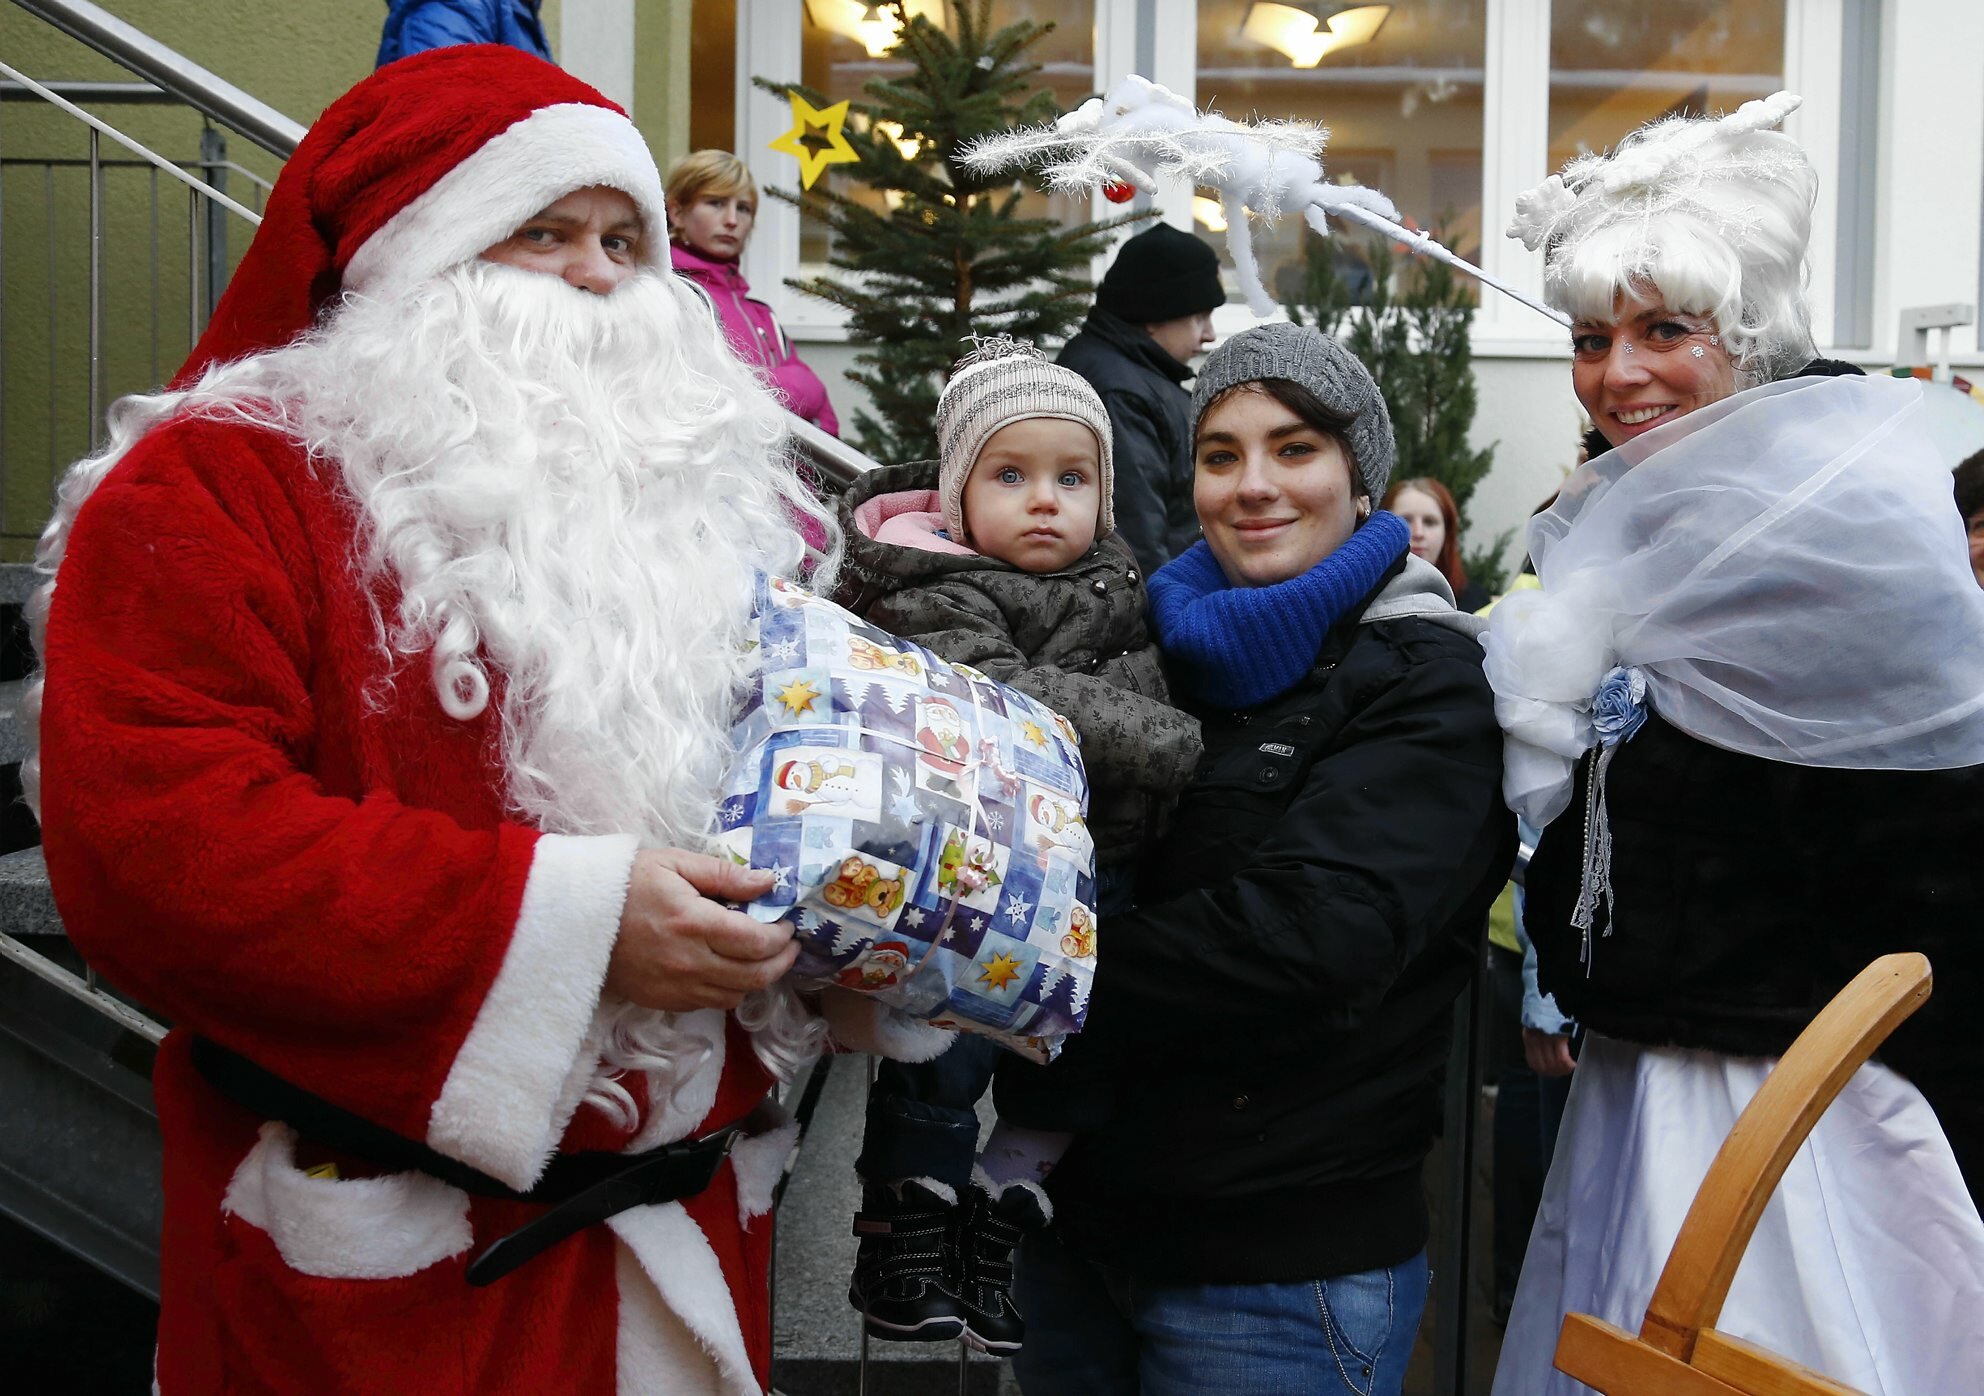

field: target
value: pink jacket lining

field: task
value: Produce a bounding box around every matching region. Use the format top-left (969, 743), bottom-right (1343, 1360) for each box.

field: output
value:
top-left (852, 489), bottom-right (979, 557)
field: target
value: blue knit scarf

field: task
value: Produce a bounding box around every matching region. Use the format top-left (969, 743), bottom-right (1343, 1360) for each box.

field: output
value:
top-left (1149, 512), bottom-right (1409, 707)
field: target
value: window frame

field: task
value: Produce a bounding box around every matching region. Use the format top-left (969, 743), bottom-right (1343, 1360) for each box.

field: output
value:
top-left (726, 0), bottom-right (1872, 357)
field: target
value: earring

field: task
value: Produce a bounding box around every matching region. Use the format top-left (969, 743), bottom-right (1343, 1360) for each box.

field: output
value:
top-left (1708, 335), bottom-right (1720, 346)
top-left (1690, 345), bottom-right (1706, 358)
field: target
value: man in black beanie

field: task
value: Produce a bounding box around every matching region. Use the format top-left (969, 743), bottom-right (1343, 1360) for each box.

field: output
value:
top-left (1058, 223), bottom-right (1225, 573)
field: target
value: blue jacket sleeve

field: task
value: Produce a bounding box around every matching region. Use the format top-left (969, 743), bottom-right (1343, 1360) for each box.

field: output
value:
top-left (389, 0), bottom-right (501, 60)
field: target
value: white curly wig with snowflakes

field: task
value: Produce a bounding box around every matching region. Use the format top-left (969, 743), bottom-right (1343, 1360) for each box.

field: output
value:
top-left (1509, 91), bottom-right (1818, 384)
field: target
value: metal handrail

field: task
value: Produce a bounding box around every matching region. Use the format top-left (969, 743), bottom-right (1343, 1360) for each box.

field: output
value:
top-left (0, 58), bottom-right (261, 223)
top-left (0, 78), bottom-right (165, 102)
top-left (786, 412), bottom-right (877, 489)
top-left (7, 0), bottom-right (304, 157)
top-left (0, 929), bottom-right (167, 1044)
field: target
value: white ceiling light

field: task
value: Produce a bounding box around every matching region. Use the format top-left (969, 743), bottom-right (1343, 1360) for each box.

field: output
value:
top-left (1242, 3), bottom-right (1391, 68)
top-left (805, 1), bottom-right (947, 59)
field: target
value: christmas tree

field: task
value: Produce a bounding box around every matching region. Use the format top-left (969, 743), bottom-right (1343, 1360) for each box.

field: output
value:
top-left (1289, 231), bottom-right (1513, 590)
top-left (757, 1), bottom-right (1140, 464)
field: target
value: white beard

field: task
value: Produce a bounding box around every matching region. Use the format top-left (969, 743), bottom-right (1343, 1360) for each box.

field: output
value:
top-left (31, 261), bottom-right (841, 1115)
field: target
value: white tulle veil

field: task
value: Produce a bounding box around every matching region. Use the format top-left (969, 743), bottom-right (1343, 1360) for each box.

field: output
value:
top-left (1484, 373), bottom-right (1984, 829)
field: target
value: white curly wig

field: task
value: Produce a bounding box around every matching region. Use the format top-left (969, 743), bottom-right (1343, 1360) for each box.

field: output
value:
top-left (1509, 92), bottom-right (1819, 385)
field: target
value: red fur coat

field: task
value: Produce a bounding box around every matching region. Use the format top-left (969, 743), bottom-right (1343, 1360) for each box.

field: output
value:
top-left (38, 414), bottom-right (791, 1394)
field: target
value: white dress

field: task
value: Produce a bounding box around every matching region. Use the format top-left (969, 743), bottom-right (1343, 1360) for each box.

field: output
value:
top-left (1491, 1034), bottom-right (1984, 1395)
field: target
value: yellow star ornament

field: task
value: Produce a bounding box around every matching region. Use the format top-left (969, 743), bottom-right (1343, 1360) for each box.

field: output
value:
top-left (769, 92), bottom-right (861, 190)
top-left (977, 951), bottom-right (1024, 993)
top-left (774, 677), bottom-right (823, 716)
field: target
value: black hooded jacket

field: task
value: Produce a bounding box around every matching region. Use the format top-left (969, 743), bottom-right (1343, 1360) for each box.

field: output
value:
top-left (1005, 556), bottom-right (1515, 1283)
top-left (1056, 309), bottom-right (1201, 574)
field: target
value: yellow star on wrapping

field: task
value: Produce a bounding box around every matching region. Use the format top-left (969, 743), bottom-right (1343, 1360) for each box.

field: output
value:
top-left (1018, 719), bottom-right (1048, 749)
top-left (768, 92), bottom-right (861, 190)
top-left (774, 677), bottom-right (822, 716)
top-left (977, 951), bottom-right (1024, 992)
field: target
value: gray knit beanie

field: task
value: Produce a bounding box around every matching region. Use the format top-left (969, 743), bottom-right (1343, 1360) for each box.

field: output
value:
top-left (935, 337), bottom-right (1115, 544)
top-left (1190, 322), bottom-right (1394, 502)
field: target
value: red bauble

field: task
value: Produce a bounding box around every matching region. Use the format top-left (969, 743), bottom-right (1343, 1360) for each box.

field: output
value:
top-left (1102, 181), bottom-right (1136, 204)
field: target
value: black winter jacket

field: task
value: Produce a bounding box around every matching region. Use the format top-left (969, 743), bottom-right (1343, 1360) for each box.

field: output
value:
top-left (1528, 713), bottom-right (1984, 1204)
top-left (834, 461), bottom-right (1202, 868)
top-left (1017, 558), bottom-right (1515, 1283)
top-left (1056, 309), bottom-right (1200, 574)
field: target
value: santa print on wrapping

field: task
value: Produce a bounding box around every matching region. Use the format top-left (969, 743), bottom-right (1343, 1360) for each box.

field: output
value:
top-left (729, 573), bottom-right (1095, 1060)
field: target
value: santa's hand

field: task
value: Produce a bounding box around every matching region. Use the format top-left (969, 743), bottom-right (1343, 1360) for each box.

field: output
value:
top-left (605, 849), bottom-right (797, 1012)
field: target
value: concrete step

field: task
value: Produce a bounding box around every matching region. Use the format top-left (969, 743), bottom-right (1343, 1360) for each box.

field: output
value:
top-left (772, 1054), bottom-right (1018, 1396)
top-left (0, 679), bottom-right (27, 765)
top-left (0, 846), bottom-right (60, 936)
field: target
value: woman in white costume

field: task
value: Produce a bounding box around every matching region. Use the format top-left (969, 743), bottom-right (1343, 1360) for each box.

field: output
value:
top-left (1485, 94), bottom-right (1984, 1394)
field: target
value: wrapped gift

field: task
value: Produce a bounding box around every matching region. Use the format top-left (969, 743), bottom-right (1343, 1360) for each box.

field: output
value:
top-left (714, 574), bottom-right (1096, 1060)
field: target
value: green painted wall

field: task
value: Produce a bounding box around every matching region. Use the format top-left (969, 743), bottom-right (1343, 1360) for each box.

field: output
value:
top-left (0, 2), bottom-right (380, 556)
top-left (0, 1), bottom-right (632, 557)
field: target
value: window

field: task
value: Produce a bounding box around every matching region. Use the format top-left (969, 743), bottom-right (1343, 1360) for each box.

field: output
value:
top-left (689, 0), bottom-right (739, 153)
top-left (1548, 2), bottom-right (1786, 169)
top-left (1192, 1), bottom-right (1488, 306)
top-left (795, 0), bottom-right (1098, 265)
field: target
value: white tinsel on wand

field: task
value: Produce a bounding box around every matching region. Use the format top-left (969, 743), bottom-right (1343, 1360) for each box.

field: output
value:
top-left (963, 76), bottom-right (1568, 326)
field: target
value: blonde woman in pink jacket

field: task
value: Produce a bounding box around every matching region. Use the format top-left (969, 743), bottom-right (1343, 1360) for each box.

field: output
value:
top-left (666, 150), bottom-right (840, 435)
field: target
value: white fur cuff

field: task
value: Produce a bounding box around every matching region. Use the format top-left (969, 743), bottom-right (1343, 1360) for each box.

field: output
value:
top-left (427, 832), bottom-right (637, 1190)
top-left (818, 988), bottom-right (957, 1063)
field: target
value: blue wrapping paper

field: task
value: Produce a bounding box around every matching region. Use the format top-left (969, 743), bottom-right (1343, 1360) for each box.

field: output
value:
top-left (714, 574), bottom-right (1096, 1061)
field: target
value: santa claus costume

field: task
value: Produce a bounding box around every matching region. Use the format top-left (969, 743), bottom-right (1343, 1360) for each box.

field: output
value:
top-left (25, 46), bottom-right (919, 1395)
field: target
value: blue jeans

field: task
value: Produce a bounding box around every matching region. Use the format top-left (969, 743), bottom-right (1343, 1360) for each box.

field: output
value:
top-left (1012, 1226), bottom-right (1429, 1396)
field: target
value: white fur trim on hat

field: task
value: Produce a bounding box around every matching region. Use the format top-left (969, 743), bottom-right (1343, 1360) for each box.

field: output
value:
top-left (344, 102), bottom-right (666, 300)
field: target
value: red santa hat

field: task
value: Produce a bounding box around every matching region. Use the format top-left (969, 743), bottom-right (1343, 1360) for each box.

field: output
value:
top-left (178, 44), bottom-right (665, 386)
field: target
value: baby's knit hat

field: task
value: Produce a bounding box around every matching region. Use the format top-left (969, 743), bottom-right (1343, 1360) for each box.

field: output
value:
top-left (1190, 322), bottom-right (1395, 503)
top-left (935, 337), bottom-right (1115, 544)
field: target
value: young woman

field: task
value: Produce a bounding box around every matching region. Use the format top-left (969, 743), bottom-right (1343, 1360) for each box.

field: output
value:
top-left (1381, 476), bottom-right (1489, 612)
top-left (1003, 322), bottom-right (1513, 1396)
top-left (664, 150), bottom-right (839, 434)
top-left (1486, 94), bottom-right (1984, 1394)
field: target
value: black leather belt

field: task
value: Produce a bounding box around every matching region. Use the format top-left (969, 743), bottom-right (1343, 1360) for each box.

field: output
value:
top-left (190, 1036), bottom-right (783, 1286)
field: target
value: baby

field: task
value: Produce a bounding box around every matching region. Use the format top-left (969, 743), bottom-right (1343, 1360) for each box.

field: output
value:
top-left (835, 337), bottom-right (1201, 1354)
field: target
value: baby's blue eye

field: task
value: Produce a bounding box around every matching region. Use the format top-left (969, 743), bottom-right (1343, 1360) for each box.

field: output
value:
top-left (997, 467), bottom-right (1024, 485)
